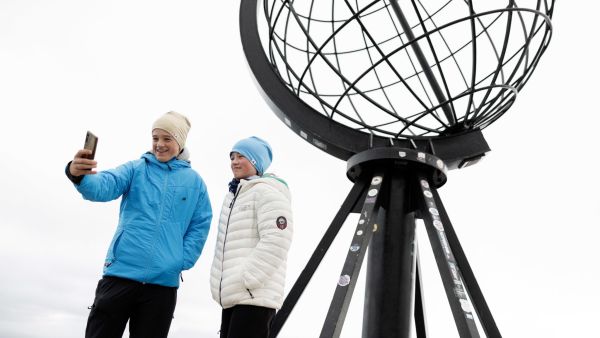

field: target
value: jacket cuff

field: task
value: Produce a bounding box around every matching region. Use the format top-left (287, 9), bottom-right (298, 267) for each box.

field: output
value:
top-left (65, 161), bottom-right (83, 185)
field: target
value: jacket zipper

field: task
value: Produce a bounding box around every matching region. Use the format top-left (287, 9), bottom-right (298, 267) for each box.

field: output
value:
top-left (145, 164), bottom-right (171, 283)
top-left (219, 186), bottom-right (241, 306)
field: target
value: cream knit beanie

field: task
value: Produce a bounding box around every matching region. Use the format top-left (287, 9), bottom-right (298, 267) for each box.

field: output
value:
top-left (152, 111), bottom-right (191, 149)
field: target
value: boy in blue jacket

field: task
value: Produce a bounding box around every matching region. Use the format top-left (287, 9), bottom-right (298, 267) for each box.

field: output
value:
top-left (66, 111), bottom-right (212, 338)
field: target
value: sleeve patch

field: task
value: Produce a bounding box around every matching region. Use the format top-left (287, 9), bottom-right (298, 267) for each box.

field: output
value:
top-left (276, 216), bottom-right (288, 230)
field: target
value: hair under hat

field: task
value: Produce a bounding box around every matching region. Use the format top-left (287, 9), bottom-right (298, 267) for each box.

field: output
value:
top-left (152, 111), bottom-right (191, 149)
top-left (231, 136), bottom-right (273, 176)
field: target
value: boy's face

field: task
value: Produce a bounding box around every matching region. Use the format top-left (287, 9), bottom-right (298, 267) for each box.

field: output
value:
top-left (152, 129), bottom-right (180, 162)
top-left (230, 152), bottom-right (257, 179)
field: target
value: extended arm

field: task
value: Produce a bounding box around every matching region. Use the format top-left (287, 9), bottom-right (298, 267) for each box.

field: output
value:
top-left (67, 154), bottom-right (135, 202)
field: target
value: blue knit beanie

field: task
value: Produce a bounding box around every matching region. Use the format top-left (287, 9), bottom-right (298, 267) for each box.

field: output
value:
top-left (231, 136), bottom-right (273, 176)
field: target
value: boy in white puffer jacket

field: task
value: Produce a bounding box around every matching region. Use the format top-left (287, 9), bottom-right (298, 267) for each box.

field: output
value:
top-left (210, 136), bottom-right (293, 338)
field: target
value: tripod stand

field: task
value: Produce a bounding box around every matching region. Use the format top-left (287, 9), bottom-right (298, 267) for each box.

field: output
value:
top-left (270, 147), bottom-right (502, 338)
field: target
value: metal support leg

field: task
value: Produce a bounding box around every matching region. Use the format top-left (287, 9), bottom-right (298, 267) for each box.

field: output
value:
top-left (320, 172), bottom-right (386, 338)
top-left (427, 177), bottom-right (502, 338)
top-left (269, 175), bottom-right (370, 337)
top-left (363, 170), bottom-right (416, 338)
top-left (417, 174), bottom-right (481, 337)
top-left (414, 245), bottom-right (429, 337)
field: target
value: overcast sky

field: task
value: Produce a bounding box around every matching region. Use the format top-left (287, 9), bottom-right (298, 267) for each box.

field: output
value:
top-left (1, 1), bottom-right (599, 337)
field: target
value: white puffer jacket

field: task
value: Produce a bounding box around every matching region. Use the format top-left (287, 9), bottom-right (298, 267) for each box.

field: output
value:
top-left (210, 174), bottom-right (293, 310)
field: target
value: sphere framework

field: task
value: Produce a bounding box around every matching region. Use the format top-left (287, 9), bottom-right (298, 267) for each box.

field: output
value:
top-left (259, 0), bottom-right (554, 139)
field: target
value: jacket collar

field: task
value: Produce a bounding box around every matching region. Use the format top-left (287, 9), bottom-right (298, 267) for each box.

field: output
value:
top-left (142, 152), bottom-right (191, 170)
top-left (236, 174), bottom-right (290, 199)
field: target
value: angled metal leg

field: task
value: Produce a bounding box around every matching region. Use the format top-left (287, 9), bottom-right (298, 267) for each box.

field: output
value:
top-left (426, 177), bottom-right (502, 338)
top-left (414, 245), bottom-right (429, 338)
top-left (269, 175), bottom-right (370, 338)
top-left (320, 172), bottom-right (385, 338)
top-left (417, 174), bottom-right (481, 338)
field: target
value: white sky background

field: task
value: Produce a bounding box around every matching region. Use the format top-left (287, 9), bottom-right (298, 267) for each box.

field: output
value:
top-left (1, 1), bottom-right (599, 337)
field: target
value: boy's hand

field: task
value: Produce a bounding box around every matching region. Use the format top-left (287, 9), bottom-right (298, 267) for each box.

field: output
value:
top-left (69, 149), bottom-right (98, 176)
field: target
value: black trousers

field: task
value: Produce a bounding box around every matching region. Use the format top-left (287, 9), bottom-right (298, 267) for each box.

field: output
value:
top-left (85, 276), bottom-right (177, 338)
top-left (220, 304), bottom-right (276, 338)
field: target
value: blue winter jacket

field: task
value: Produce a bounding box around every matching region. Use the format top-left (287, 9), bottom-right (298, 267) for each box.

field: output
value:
top-left (75, 152), bottom-right (212, 287)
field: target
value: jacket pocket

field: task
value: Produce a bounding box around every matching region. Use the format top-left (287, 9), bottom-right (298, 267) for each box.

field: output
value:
top-left (105, 229), bottom-right (124, 266)
top-left (170, 186), bottom-right (196, 224)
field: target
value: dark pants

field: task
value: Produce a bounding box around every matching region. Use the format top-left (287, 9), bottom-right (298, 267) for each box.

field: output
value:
top-left (85, 276), bottom-right (177, 338)
top-left (220, 304), bottom-right (276, 338)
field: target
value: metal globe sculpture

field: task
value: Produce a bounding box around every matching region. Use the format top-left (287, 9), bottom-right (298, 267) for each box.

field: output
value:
top-left (242, 0), bottom-right (553, 166)
top-left (239, 1), bottom-right (554, 337)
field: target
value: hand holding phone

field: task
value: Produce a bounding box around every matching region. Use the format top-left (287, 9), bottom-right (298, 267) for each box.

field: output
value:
top-left (69, 131), bottom-right (99, 177)
top-left (83, 131), bottom-right (98, 160)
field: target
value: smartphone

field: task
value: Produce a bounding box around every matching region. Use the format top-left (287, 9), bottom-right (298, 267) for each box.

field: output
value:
top-left (83, 131), bottom-right (98, 159)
